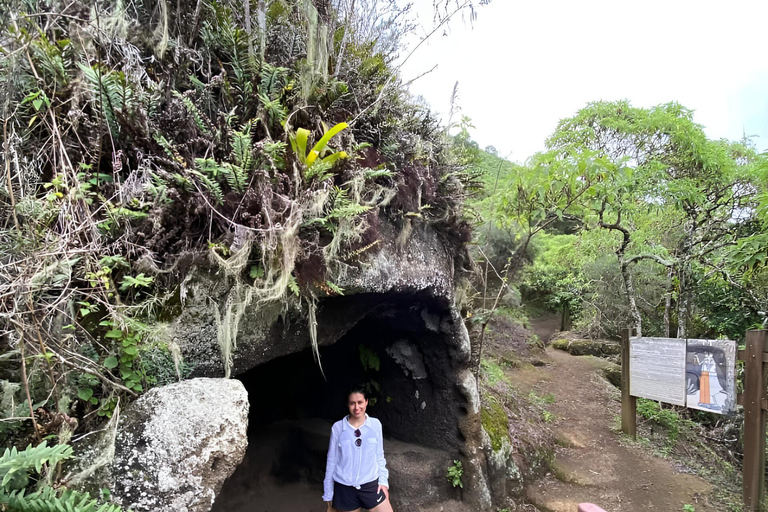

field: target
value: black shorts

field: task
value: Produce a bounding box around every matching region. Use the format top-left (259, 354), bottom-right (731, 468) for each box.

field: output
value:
top-left (332, 479), bottom-right (387, 511)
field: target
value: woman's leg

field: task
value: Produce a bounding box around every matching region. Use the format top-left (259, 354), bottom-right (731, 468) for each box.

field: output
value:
top-left (370, 499), bottom-right (394, 512)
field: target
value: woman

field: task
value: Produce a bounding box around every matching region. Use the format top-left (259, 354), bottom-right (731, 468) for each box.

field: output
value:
top-left (323, 387), bottom-right (394, 512)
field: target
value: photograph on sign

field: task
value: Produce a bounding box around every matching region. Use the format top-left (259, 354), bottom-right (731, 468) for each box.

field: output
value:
top-left (685, 339), bottom-right (736, 415)
top-left (629, 337), bottom-right (687, 406)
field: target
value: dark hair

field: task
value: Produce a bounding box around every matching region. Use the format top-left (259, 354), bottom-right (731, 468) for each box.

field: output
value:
top-left (348, 385), bottom-right (367, 400)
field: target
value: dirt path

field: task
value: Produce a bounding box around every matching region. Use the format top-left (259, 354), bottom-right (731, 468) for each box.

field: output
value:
top-left (512, 347), bottom-right (720, 512)
top-left (529, 313), bottom-right (561, 345)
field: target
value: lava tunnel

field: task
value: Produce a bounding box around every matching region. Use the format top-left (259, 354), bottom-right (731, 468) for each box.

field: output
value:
top-left (212, 292), bottom-right (471, 512)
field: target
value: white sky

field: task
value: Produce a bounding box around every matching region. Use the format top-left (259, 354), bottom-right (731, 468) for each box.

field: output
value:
top-left (398, 0), bottom-right (768, 163)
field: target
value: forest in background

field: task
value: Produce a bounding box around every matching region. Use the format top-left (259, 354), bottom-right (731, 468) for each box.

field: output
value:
top-left (466, 100), bottom-right (768, 343)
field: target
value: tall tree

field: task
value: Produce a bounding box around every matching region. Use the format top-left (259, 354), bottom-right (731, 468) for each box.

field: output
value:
top-left (545, 100), bottom-right (763, 336)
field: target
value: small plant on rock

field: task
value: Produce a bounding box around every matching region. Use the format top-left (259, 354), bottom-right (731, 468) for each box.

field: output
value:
top-left (446, 459), bottom-right (464, 488)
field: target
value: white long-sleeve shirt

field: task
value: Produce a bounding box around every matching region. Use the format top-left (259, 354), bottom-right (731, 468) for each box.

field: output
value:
top-left (322, 414), bottom-right (390, 502)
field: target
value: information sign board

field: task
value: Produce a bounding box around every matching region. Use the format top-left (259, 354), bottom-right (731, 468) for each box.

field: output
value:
top-left (629, 337), bottom-right (687, 406)
top-left (685, 339), bottom-right (736, 415)
top-left (628, 336), bottom-right (736, 415)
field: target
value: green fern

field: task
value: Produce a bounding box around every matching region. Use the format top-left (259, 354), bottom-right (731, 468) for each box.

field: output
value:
top-left (325, 281), bottom-right (344, 295)
top-left (79, 64), bottom-right (131, 136)
top-left (363, 168), bottom-right (394, 179)
top-left (170, 173), bottom-right (194, 193)
top-left (258, 93), bottom-right (287, 125)
top-left (195, 157), bottom-right (247, 194)
top-left (0, 442), bottom-right (72, 491)
top-left (287, 275), bottom-right (300, 297)
top-left (327, 187), bottom-right (371, 220)
top-left (1, 486), bottom-right (125, 512)
top-left (304, 160), bottom-right (334, 181)
top-left (259, 63), bottom-right (289, 98)
top-left (190, 169), bottom-right (224, 205)
top-left (173, 91), bottom-right (210, 135)
top-left (231, 125), bottom-right (254, 173)
top-left (303, 187), bottom-right (371, 230)
top-left (263, 141), bottom-right (287, 160)
top-left (222, 163), bottom-right (248, 192)
top-left (153, 133), bottom-right (176, 160)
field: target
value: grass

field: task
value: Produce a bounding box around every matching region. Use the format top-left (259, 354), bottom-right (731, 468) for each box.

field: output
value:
top-left (527, 390), bottom-right (556, 423)
top-left (495, 306), bottom-right (531, 328)
top-left (480, 358), bottom-right (510, 386)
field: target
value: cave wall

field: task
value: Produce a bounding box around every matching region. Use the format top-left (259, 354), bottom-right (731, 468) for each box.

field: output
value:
top-left (169, 220), bottom-right (494, 510)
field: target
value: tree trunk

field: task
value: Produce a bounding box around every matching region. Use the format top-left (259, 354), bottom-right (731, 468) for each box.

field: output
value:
top-left (256, 0), bottom-right (266, 61)
top-left (677, 265), bottom-right (688, 338)
top-left (620, 259), bottom-right (642, 337)
top-left (663, 268), bottom-right (673, 337)
top-left (333, 0), bottom-right (354, 77)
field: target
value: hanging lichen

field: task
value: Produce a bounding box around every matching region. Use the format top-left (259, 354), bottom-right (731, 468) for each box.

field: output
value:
top-left (299, 0), bottom-right (330, 102)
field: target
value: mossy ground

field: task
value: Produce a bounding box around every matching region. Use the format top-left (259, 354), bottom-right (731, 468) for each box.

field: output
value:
top-left (481, 399), bottom-right (509, 452)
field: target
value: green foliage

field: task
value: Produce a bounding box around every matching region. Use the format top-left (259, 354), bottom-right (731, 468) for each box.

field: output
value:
top-left (303, 186), bottom-right (372, 234)
top-left (359, 345), bottom-right (380, 372)
top-left (683, 505), bottom-right (696, 512)
top-left (637, 399), bottom-right (693, 447)
top-left (1, 0), bottom-right (477, 459)
top-left (0, 442), bottom-right (125, 511)
top-left (119, 273), bottom-right (154, 292)
top-left (1, 486), bottom-right (125, 512)
top-left (477, 100), bottom-right (767, 339)
top-left (520, 233), bottom-right (587, 314)
top-left (173, 91), bottom-right (210, 135)
top-left (101, 322), bottom-right (145, 396)
top-left (480, 359), bottom-right (508, 386)
top-left (79, 64), bottom-right (133, 136)
top-left (290, 122), bottom-right (350, 177)
top-left (0, 442), bottom-right (72, 491)
top-left (446, 459), bottom-right (463, 489)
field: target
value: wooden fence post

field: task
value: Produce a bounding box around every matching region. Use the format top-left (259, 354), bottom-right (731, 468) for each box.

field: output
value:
top-left (620, 328), bottom-right (636, 439)
top-left (743, 330), bottom-right (767, 512)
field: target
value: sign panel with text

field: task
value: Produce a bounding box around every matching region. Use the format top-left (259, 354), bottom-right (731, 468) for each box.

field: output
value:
top-left (629, 337), bottom-right (687, 406)
top-left (629, 336), bottom-right (736, 415)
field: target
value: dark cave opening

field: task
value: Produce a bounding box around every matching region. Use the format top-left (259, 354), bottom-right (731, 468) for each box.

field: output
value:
top-left (212, 293), bottom-right (466, 512)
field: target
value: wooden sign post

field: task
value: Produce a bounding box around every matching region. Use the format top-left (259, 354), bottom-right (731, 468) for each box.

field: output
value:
top-left (741, 330), bottom-right (767, 512)
top-left (620, 328), bottom-right (636, 439)
top-left (620, 328), bottom-right (765, 511)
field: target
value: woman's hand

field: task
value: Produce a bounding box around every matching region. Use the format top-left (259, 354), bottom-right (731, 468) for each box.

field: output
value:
top-left (377, 485), bottom-right (389, 500)
top-left (326, 501), bottom-right (333, 512)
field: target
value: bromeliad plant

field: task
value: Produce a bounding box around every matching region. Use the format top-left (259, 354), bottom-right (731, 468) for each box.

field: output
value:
top-left (290, 122), bottom-right (349, 180)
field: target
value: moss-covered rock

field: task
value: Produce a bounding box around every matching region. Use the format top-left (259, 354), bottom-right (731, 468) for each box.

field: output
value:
top-left (481, 400), bottom-right (509, 452)
top-left (602, 363), bottom-right (622, 388)
top-left (552, 339), bottom-right (621, 358)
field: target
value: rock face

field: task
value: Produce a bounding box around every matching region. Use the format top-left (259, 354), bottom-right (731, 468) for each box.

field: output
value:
top-left (165, 220), bottom-right (497, 511)
top-left (109, 378), bottom-right (249, 512)
top-left (173, 220), bottom-right (458, 377)
top-left (386, 440), bottom-right (460, 509)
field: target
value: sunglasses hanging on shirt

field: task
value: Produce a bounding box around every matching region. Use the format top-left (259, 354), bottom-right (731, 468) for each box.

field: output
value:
top-left (354, 429), bottom-right (362, 447)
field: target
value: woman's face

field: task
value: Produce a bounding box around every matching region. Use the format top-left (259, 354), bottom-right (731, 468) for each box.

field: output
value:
top-left (348, 392), bottom-right (368, 419)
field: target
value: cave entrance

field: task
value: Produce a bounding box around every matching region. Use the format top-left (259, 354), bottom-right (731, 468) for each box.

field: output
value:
top-left (212, 293), bottom-right (465, 512)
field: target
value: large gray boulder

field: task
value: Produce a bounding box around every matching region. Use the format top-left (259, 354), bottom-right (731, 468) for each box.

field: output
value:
top-left (108, 378), bottom-right (249, 512)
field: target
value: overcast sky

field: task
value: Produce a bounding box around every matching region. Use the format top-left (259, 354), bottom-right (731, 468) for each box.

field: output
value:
top-left (398, 0), bottom-right (768, 163)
